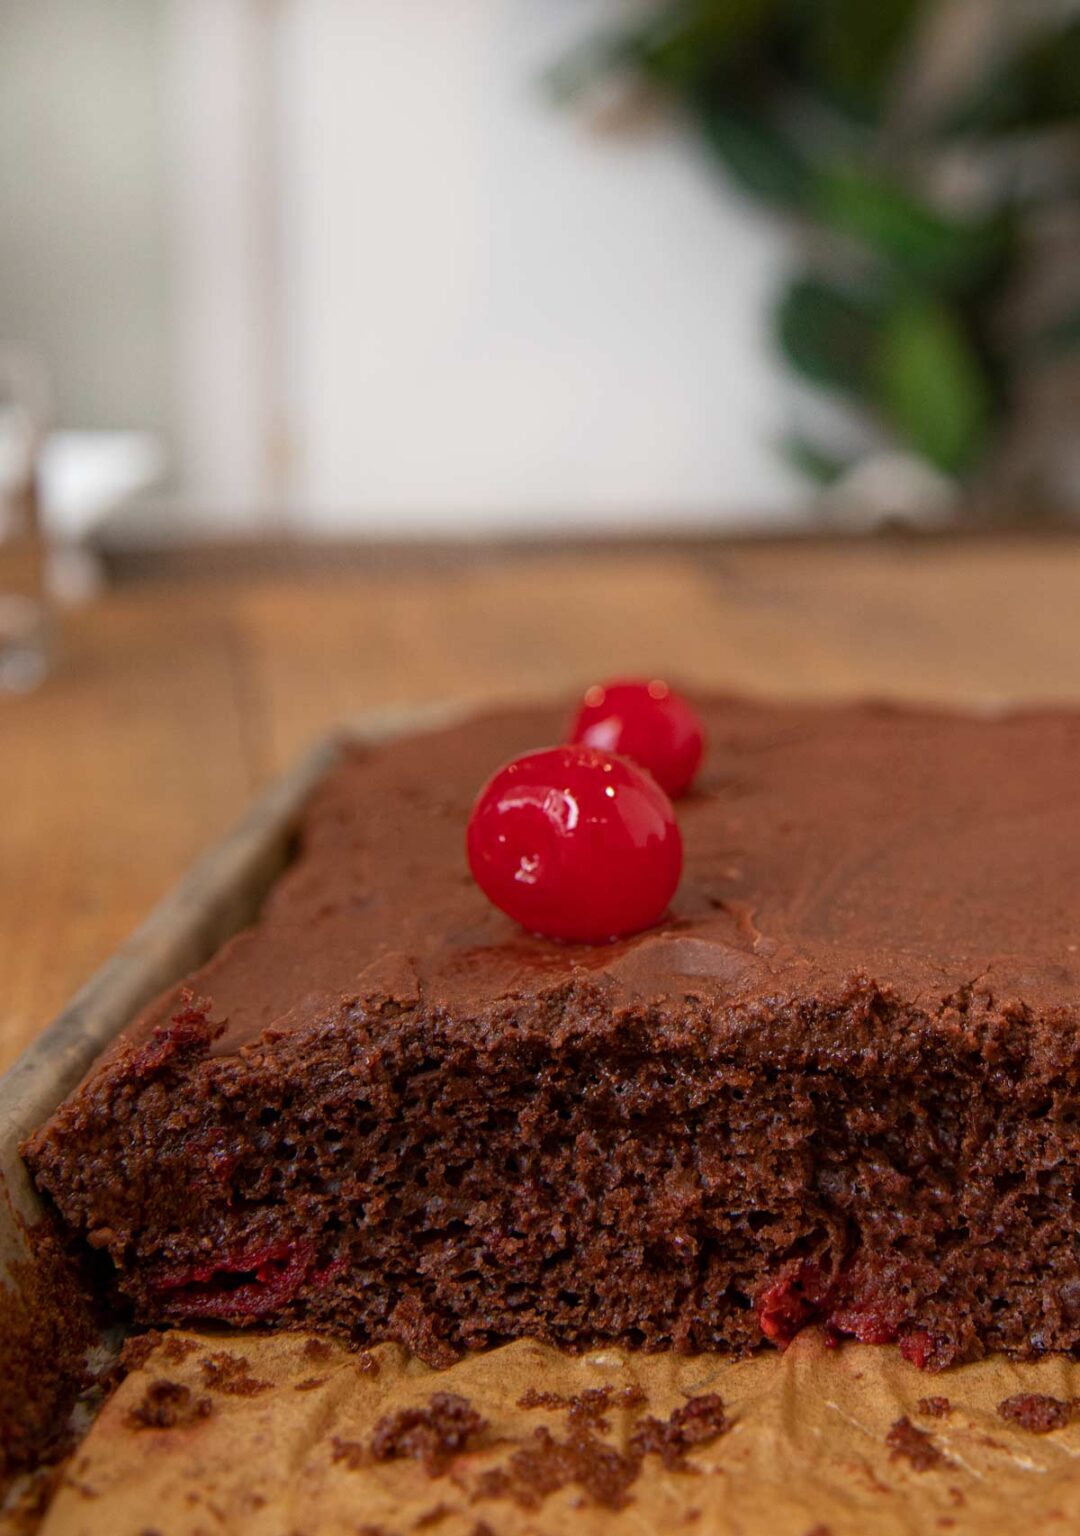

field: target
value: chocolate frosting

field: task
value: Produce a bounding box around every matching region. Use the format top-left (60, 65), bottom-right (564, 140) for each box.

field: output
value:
top-left (124, 697), bottom-right (1080, 1058)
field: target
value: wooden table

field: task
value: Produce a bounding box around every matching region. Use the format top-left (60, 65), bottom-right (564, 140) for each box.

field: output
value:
top-left (4, 535), bottom-right (1080, 1074)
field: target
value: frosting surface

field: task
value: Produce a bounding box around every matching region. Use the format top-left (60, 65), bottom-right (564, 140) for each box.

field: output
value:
top-left (132, 699), bottom-right (1080, 1053)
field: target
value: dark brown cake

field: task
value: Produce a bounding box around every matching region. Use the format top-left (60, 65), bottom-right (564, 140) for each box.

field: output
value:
top-left (23, 699), bottom-right (1080, 1369)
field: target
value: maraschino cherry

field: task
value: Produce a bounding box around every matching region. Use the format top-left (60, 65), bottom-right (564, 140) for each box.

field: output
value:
top-left (567, 679), bottom-right (705, 797)
top-left (466, 745), bottom-right (682, 942)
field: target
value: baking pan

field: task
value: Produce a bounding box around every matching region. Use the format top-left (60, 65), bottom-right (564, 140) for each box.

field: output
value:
top-left (8, 700), bottom-right (1080, 1536)
top-left (0, 703), bottom-right (467, 1478)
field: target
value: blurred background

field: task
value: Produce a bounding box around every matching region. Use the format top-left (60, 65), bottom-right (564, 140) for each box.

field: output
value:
top-left (4, 0), bottom-right (1080, 566)
top-left (5, 0), bottom-right (1080, 1065)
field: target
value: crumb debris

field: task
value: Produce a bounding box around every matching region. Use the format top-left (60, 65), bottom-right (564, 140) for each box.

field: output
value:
top-left (415, 1502), bottom-right (450, 1528)
top-left (303, 1337), bottom-right (335, 1362)
top-left (517, 1383), bottom-right (648, 1424)
top-left (388, 1296), bottom-right (459, 1369)
top-left (369, 1393), bottom-right (488, 1476)
top-left (294, 1376), bottom-right (328, 1392)
top-left (198, 1352), bottom-right (270, 1397)
top-left (477, 1424), bottom-right (640, 1511)
top-left (118, 1331), bottom-right (163, 1374)
top-left (517, 1388), bottom-right (566, 1411)
top-left (997, 1394), bottom-right (1075, 1433)
top-left (917, 1397), bottom-right (952, 1419)
top-left (630, 1394), bottom-right (729, 1470)
top-left (330, 1437), bottom-right (365, 1471)
top-left (356, 1350), bottom-right (381, 1376)
top-left (572, 1385), bottom-right (646, 1429)
top-left (886, 1416), bottom-right (950, 1472)
top-left (567, 1388), bottom-right (615, 1432)
top-left (160, 1335), bottom-right (199, 1364)
top-left (126, 1380), bottom-right (212, 1431)
top-left (477, 1392), bottom-right (727, 1511)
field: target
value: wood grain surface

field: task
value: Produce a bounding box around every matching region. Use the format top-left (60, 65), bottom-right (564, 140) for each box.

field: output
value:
top-left (3, 535), bottom-right (1080, 1074)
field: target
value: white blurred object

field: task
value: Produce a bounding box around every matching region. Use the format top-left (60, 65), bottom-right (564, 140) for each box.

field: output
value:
top-left (38, 431), bottom-right (166, 541)
top-left (37, 430), bottom-right (166, 603)
top-left (822, 452), bottom-right (959, 531)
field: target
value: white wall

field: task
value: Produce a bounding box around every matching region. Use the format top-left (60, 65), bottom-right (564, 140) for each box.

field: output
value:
top-left (273, 0), bottom-right (802, 531)
top-left (0, 0), bottom-right (171, 433)
top-left (164, 0), bottom-right (282, 522)
top-left (0, 0), bottom-right (806, 534)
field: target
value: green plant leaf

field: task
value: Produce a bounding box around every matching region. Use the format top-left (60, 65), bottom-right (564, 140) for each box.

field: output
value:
top-left (692, 0), bottom-right (785, 52)
top-left (944, 18), bottom-right (1080, 135)
top-left (633, 0), bottom-right (784, 89)
top-left (694, 99), bottom-right (813, 207)
top-left (874, 298), bottom-right (994, 474)
top-left (795, 0), bottom-right (926, 121)
top-left (776, 276), bottom-right (884, 393)
top-left (547, 0), bottom-right (783, 101)
top-left (814, 167), bottom-right (1009, 291)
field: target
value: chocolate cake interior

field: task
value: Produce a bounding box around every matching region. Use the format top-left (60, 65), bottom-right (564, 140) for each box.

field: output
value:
top-left (24, 700), bottom-right (1080, 1368)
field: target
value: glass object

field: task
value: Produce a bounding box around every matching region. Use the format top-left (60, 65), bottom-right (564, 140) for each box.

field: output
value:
top-left (0, 351), bottom-right (50, 693)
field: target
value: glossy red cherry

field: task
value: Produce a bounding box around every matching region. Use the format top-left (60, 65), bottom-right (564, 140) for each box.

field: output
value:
top-left (466, 745), bottom-right (682, 942)
top-left (567, 679), bottom-right (705, 797)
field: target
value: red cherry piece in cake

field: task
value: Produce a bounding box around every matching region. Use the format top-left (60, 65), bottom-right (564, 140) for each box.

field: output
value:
top-left (466, 745), bottom-right (682, 942)
top-left (568, 679), bottom-right (705, 797)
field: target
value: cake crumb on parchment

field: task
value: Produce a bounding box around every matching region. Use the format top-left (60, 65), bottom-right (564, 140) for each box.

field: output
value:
top-left (198, 1351), bottom-right (270, 1397)
top-left (126, 1380), bottom-right (212, 1431)
top-left (886, 1417), bottom-right (951, 1472)
top-left (369, 1393), bottom-right (488, 1476)
top-left (997, 1394), bottom-right (1076, 1433)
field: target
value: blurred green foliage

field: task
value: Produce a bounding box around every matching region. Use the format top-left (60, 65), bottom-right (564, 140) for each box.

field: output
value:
top-left (560, 0), bottom-right (1080, 490)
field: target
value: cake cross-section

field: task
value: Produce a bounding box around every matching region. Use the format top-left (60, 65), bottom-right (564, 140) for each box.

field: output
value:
top-left (23, 699), bottom-right (1080, 1368)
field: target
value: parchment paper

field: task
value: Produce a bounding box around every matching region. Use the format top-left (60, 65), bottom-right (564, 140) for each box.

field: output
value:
top-left (33, 1329), bottom-right (1080, 1535)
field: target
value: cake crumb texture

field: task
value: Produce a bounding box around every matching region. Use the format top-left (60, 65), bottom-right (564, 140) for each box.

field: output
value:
top-left (23, 701), bottom-right (1080, 1370)
top-left (996, 1393), bottom-right (1076, 1433)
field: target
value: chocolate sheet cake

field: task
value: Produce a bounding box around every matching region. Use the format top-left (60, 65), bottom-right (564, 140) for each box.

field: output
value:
top-left (22, 699), bottom-right (1080, 1369)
